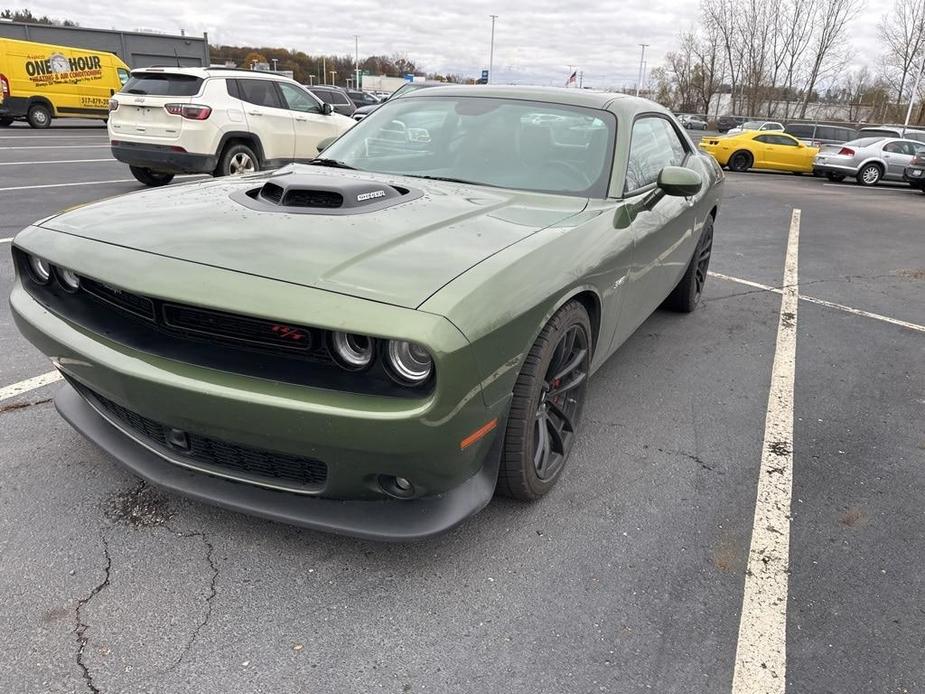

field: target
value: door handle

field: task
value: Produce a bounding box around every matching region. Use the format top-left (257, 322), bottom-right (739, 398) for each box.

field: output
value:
top-left (247, 110), bottom-right (263, 116)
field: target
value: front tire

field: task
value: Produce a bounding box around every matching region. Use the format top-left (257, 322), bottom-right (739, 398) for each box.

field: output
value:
top-left (826, 172), bottom-right (846, 182)
top-left (497, 301), bottom-right (592, 501)
top-left (664, 215), bottom-right (714, 312)
top-left (129, 166), bottom-right (175, 187)
top-left (215, 143), bottom-right (259, 177)
top-left (856, 163), bottom-right (882, 186)
top-left (27, 104), bottom-right (52, 129)
top-left (727, 151), bottom-right (752, 172)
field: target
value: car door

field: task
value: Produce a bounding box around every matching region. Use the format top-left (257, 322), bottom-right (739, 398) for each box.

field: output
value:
top-left (769, 133), bottom-right (806, 170)
top-left (882, 140), bottom-right (915, 179)
top-left (752, 134), bottom-right (778, 168)
top-left (277, 82), bottom-right (342, 159)
top-left (616, 115), bottom-right (698, 344)
top-left (234, 78), bottom-right (295, 165)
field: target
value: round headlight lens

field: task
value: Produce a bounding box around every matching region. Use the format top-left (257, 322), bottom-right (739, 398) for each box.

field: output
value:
top-left (57, 267), bottom-right (80, 292)
top-left (330, 332), bottom-right (375, 370)
top-left (27, 255), bottom-right (52, 284)
top-left (386, 340), bottom-right (433, 385)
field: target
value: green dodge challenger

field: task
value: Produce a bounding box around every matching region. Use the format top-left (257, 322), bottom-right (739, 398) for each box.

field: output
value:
top-left (10, 86), bottom-right (723, 540)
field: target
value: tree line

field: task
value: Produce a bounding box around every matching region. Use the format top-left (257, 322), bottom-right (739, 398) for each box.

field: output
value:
top-left (652, 0), bottom-right (925, 125)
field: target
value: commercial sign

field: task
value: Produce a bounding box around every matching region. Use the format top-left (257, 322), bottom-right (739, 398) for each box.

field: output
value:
top-left (23, 51), bottom-right (103, 86)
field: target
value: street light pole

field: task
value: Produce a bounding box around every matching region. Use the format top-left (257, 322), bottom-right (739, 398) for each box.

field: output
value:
top-left (355, 35), bottom-right (360, 91)
top-left (323, 56), bottom-right (327, 85)
top-left (636, 43), bottom-right (649, 97)
top-left (902, 56), bottom-right (925, 136)
top-left (488, 14), bottom-right (498, 84)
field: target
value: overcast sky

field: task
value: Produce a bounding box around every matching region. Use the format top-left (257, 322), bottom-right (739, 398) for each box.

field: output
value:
top-left (10, 1), bottom-right (886, 88)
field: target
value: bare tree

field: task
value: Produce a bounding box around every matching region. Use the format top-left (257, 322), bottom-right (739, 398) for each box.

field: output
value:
top-left (878, 0), bottom-right (925, 106)
top-left (692, 21), bottom-right (725, 116)
top-left (799, 0), bottom-right (863, 118)
top-left (702, 0), bottom-right (745, 112)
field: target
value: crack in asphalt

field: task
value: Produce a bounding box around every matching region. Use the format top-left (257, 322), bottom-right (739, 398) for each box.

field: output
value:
top-left (74, 530), bottom-right (112, 694)
top-left (163, 524), bottom-right (219, 670)
top-left (0, 397), bottom-right (52, 414)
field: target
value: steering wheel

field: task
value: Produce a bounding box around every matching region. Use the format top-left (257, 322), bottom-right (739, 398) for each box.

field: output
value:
top-left (547, 160), bottom-right (592, 188)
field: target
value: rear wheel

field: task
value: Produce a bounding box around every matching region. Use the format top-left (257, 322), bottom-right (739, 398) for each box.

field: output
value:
top-left (0, 117), bottom-right (13, 127)
top-left (215, 143), bottom-right (259, 177)
top-left (826, 172), bottom-right (846, 182)
top-left (664, 215), bottom-right (714, 312)
top-left (129, 166), bottom-right (175, 187)
top-left (26, 104), bottom-right (52, 129)
top-left (497, 301), bottom-right (592, 501)
top-left (727, 151), bottom-right (753, 172)
top-left (856, 163), bottom-right (882, 186)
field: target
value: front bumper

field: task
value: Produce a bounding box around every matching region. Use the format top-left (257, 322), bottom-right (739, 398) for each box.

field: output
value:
top-left (111, 142), bottom-right (217, 174)
top-left (57, 383), bottom-right (503, 540)
top-left (903, 166), bottom-right (925, 185)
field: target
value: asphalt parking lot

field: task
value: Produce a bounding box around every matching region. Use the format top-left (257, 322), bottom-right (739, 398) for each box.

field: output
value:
top-left (1, 123), bottom-right (923, 694)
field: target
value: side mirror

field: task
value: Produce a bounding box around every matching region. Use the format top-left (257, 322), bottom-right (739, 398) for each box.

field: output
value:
top-left (657, 166), bottom-right (702, 197)
top-left (316, 136), bottom-right (336, 153)
top-left (321, 103), bottom-right (334, 116)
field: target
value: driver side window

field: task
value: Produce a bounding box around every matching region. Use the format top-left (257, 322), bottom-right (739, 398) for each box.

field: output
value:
top-left (278, 83), bottom-right (322, 114)
top-left (625, 117), bottom-right (688, 193)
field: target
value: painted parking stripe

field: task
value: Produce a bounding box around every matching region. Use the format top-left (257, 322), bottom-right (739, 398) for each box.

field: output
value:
top-left (0, 371), bottom-right (62, 403)
top-left (0, 134), bottom-right (108, 139)
top-left (0, 174), bottom-right (207, 193)
top-left (0, 145), bottom-right (112, 150)
top-left (709, 272), bottom-right (925, 334)
top-left (1, 237), bottom-right (12, 244)
top-left (731, 208), bottom-right (800, 693)
top-left (0, 159), bottom-right (116, 166)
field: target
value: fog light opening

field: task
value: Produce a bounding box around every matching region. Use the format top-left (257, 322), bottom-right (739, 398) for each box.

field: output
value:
top-left (378, 474), bottom-right (416, 499)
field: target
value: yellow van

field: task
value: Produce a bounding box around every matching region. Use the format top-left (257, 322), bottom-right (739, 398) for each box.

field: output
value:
top-left (0, 38), bottom-right (130, 128)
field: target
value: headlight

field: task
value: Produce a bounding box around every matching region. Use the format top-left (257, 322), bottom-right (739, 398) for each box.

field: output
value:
top-left (386, 340), bottom-right (433, 385)
top-left (330, 332), bottom-right (375, 370)
top-left (26, 255), bottom-right (51, 284)
top-left (57, 267), bottom-right (80, 292)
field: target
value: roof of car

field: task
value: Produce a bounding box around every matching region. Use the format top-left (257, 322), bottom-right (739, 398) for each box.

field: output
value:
top-left (132, 66), bottom-right (297, 82)
top-left (400, 84), bottom-right (648, 112)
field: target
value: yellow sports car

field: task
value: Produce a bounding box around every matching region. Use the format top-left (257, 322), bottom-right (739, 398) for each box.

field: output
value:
top-left (699, 131), bottom-right (819, 173)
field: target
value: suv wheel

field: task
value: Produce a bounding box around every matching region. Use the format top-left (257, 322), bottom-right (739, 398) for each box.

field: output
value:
top-left (216, 143), bottom-right (259, 177)
top-left (130, 166), bottom-right (175, 187)
top-left (27, 104), bottom-right (52, 129)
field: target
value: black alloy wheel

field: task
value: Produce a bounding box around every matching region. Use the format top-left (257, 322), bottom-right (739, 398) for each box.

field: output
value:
top-left (664, 215), bottom-right (714, 312)
top-left (498, 301), bottom-right (592, 500)
top-left (728, 151), bottom-right (752, 172)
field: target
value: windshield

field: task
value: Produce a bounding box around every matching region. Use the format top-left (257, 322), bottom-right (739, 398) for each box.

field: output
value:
top-left (120, 73), bottom-right (202, 96)
top-left (845, 137), bottom-right (887, 148)
top-left (741, 121), bottom-right (762, 130)
top-left (319, 96), bottom-right (616, 197)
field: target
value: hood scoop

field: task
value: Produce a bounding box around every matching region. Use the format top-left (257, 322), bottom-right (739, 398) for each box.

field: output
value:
top-left (234, 172), bottom-right (421, 215)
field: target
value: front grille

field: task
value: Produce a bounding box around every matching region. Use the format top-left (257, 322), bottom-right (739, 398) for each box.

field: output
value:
top-left (73, 381), bottom-right (327, 491)
top-left (83, 277), bottom-right (156, 321)
top-left (162, 303), bottom-right (316, 353)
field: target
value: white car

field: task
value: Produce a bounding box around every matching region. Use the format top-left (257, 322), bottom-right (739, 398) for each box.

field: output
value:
top-left (726, 120), bottom-right (784, 135)
top-left (108, 67), bottom-right (355, 186)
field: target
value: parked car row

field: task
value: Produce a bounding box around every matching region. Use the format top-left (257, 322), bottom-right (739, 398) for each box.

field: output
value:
top-left (698, 127), bottom-right (925, 191)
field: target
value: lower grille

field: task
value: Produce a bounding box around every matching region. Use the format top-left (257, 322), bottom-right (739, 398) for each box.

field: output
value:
top-left (72, 381), bottom-right (327, 491)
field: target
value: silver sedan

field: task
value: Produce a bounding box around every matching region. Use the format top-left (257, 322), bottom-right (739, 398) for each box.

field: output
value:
top-left (813, 137), bottom-right (925, 186)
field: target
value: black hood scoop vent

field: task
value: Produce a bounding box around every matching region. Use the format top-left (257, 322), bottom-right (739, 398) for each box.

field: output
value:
top-left (235, 172), bottom-right (421, 215)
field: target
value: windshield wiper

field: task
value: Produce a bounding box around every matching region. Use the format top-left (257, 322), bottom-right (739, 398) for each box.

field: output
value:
top-left (124, 88), bottom-right (147, 94)
top-left (405, 174), bottom-right (491, 187)
top-left (308, 158), bottom-right (357, 170)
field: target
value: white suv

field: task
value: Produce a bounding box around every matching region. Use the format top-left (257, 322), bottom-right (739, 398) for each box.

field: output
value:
top-left (108, 67), bottom-right (355, 186)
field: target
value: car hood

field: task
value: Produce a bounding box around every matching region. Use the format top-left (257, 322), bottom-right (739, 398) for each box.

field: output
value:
top-left (40, 166), bottom-right (588, 309)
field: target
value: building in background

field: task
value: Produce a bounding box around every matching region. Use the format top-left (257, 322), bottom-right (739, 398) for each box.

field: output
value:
top-left (0, 20), bottom-right (209, 68)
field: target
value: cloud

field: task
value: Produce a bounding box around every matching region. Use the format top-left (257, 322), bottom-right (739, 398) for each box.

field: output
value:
top-left (9, 0), bottom-right (885, 88)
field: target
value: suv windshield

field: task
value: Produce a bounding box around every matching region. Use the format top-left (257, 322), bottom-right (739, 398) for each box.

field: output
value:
top-left (319, 96), bottom-right (616, 198)
top-left (121, 73), bottom-right (203, 96)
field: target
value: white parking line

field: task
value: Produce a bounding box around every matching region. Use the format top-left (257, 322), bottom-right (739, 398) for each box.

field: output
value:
top-left (1, 237), bottom-right (12, 244)
top-left (0, 145), bottom-right (112, 150)
top-left (709, 272), bottom-right (925, 334)
top-left (0, 159), bottom-right (116, 166)
top-left (0, 134), bottom-right (108, 140)
top-left (731, 208), bottom-right (800, 693)
top-left (0, 370), bottom-right (62, 403)
top-left (0, 174), bottom-right (206, 193)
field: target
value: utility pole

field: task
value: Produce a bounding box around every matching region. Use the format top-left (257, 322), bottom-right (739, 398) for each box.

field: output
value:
top-left (330, 70), bottom-right (336, 86)
top-left (902, 56), bottom-right (925, 136)
top-left (488, 14), bottom-right (498, 84)
top-left (308, 74), bottom-right (315, 86)
top-left (271, 57), bottom-right (278, 72)
top-left (578, 70), bottom-right (583, 89)
top-left (322, 56), bottom-right (327, 85)
top-left (636, 43), bottom-right (649, 97)
top-left (355, 35), bottom-right (360, 91)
